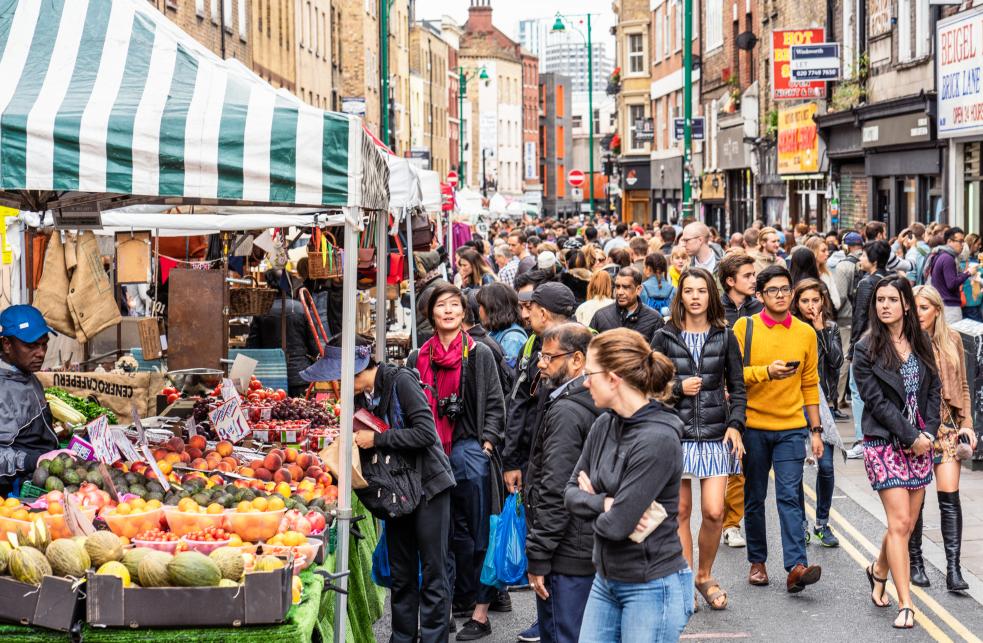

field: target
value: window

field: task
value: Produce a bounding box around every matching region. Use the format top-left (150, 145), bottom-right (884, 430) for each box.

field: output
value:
top-left (915, 0), bottom-right (929, 58)
top-left (593, 108), bottom-right (600, 135)
top-left (556, 84), bottom-right (564, 117)
top-left (572, 114), bottom-right (583, 129)
top-left (237, 0), bottom-right (246, 39)
top-left (557, 125), bottom-right (565, 157)
top-left (629, 104), bottom-right (646, 150)
top-left (674, 0), bottom-right (682, 53)
top-left (898, 0), bottom-right (911, 62)
top-left (663, 5), bottom-right (670, 58)
top-left (627, 33), bottom-right (645, 74)
top-left (223, 0), bottom-right (232, 32)
top-left (653, 8), bottom-right (662, 63)
top-left (843, 0), bottom-right (855, 79)
top-left (557, 163), bottom-right (566, 198)
top-left (655, 100), bottom-right (664, 151)
top-left (706, 0), bottom-right (723, 51)
top-left (211, 0), bottom-right (219, 25)
top-left (196, 0), bottom-right (205, 18)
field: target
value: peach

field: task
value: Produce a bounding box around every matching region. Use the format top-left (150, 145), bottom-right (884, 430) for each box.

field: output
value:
top-left (317, 472), bottom-right (333, 486)
top-left (287, 464), bottom-right (304, 481)
top-left (215, 461), bottom-right (234, 473)
top-left (215, 440), bottom-right (234, 457)
top-left (263, 453), bottom-right (283, 471)
top-left (166, 436), bottom-right (186, 453)
top-left (191, 458), bottom-right (208, 470)
top-left (273, 468), bottom-right (292, 484)
top-left (305, 466), bottom-right (323, 480)
top-left (164, 452), bottom-right (182, 464)
top-left (179, 452), bottom-right (191, 464)
top-left (131, 462), bottom-right (148, 475)
top-left (254, 467), bottom-right (273, 481)
top-left (284, 447), bottom-right (298, 464)
top-left (248, 459), bottom-right (265, 471)
top-left (188, 435), bottom-right (207, 451)
top-left (238, 467), bottom-right (255, 478)
top-left (297, 453), bottom-right (315, 470)
top-left (153, 448), bottom-right (169, 461)
top-left (186, 447), bottom-right (203, 460)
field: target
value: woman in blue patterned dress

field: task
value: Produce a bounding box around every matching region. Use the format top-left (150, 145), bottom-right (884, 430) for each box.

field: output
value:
top-left (852, 276), bottom-right (941, 630)
top-left (651, 268), bottom-right (747, 611)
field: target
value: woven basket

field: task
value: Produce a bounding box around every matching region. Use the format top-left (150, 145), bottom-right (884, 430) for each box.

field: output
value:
top-left (308, 230), bottom-right (342, 279)
top-left (229, 287), bottom-right (277, 316)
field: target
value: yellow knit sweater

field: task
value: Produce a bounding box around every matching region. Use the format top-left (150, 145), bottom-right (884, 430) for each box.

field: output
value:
top-left (732, 312), bottom-right (821, 430)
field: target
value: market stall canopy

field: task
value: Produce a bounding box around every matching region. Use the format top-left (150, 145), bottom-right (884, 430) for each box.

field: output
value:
top-left (386, 155), bottom-right (422, 211)
top-left (0, 0), bottom-right (389, 212)
top-left (455, 188), bottom-right (486, 217)
top-left (418, 169), bottom-right (441, 213)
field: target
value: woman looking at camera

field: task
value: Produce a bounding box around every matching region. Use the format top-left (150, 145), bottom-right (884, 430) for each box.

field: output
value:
top-left (853, 276), bottom-right (942, 630)
top-left (908, 285), bottom-right (978, 592)
top-left (651, 268), bottom-right (746, 611)
top-left (565, 328), bottom-right (692, 643)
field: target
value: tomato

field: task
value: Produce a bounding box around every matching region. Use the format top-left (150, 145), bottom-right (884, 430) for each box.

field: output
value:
top-left (162, 386), bottom-right (178, 396)
top-left (166, 393), bottom-right (180, 404)
top-left (248, 393), bottom-right (261, 403)
top-left (275, 389), bottom-right (287, 401)
top-left (249, 379), bottom-right (263, 391)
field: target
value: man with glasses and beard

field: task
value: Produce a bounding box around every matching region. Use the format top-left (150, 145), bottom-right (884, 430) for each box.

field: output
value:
top-left (524, 323), bottom-right (599, 643)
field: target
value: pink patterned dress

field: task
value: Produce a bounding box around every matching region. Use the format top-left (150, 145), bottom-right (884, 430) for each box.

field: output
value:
top-left (863, 354), bottom-right (934, 491)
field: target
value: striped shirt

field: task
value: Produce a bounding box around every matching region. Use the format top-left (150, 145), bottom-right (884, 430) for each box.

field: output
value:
top-left (680, 330), bottom-right (709, 364)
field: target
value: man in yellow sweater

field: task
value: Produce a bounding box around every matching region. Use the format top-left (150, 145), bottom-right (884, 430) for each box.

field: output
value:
top-left (732, 265), bottom-right (825, 594)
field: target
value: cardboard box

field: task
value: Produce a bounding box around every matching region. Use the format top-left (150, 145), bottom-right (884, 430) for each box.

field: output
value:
top-left (0, 575), bottom-right (84, 631)
top-left (85, 565), bottom-right (293, 628)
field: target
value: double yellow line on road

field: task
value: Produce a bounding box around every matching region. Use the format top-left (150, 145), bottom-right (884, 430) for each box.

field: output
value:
top-left (801, 481), bottom-right (981, 643)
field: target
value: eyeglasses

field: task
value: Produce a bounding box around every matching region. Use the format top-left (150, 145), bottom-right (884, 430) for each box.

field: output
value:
top-left (583, 369), bottom-right (607, 380)
top-left (538, 350), bottom-right (575, 365)
top-left (761, 286), bottom-right (793, 297)
top-left (952, 237), bottom-right (965, 244)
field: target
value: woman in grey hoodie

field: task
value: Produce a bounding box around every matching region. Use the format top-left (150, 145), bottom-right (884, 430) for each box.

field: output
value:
top-left (565, 328), bottom-right (692, 643)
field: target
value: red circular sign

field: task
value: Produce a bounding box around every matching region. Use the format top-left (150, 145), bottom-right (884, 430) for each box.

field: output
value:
top-left (567, 169), bottom-right (585, 187)
top-left (446, 171), bottom-right (459, 186)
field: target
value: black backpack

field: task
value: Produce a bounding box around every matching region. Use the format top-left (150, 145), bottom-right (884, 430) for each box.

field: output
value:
top-left (844, 255), bottom-right (862, 304)
top-left (355, 371), bottom-right (424, 521)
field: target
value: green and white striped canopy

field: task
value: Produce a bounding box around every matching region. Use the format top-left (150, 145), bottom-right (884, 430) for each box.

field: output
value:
top-left (0, 0), bottom-right (388, 211)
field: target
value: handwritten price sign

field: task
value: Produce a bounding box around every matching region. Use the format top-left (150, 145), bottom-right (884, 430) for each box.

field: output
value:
top-left (86, 416), bottom-right (119, 464)
top-left (209, 396), bottom-right (251, 444)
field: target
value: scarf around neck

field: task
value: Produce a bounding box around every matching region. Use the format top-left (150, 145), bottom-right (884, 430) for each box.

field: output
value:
top-left (418, 331), bottom-right (471, 454)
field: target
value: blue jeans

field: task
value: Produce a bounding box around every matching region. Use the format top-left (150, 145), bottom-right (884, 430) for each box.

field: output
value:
top-left (536, 573), bottom-right (594, 643)
top-left (798, 443), bottom-right (835, 526)
top-left (849, 365), bottom-right (864, 442)
top-left (579, 570), bottom-right (693, 643)
top-left (743, 428), bottom-right (809, 572)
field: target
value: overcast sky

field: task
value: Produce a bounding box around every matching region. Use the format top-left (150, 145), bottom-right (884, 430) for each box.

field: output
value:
top-left (413, 0), bottom-right (616, 53)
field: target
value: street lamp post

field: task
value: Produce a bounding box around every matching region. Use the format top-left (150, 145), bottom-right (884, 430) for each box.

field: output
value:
top-left (552, 13), bottom-right (595, 214)
top-left (457, 65), bottom-right (489, 187)
top-left (682, 0), bottom-right (694, 219)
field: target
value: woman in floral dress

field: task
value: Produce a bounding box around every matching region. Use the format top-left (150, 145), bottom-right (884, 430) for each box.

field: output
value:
top-left (852, 276), bottom-right (941, 630)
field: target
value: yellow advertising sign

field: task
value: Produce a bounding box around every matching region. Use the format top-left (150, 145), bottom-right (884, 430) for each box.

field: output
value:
top-left (777, 103), bottom-right (820, 174)
top-left (0, 206), bottom-right (16, 265)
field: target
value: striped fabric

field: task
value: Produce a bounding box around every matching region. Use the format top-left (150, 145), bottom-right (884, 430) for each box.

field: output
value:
top-left (682, 440), bottom-right (742, 479)
top-left (0, 0), bottom-right (388, 210)
top-left (680, 330), bottom-right (709, 363)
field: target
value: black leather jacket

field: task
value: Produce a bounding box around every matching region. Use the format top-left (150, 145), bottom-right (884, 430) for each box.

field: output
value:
top-left (651, 323), bottom-right (747, 441)
top-left (589, 301), bottom-right (665, 343)
top-left (814, 321), bottom-right (844, 403)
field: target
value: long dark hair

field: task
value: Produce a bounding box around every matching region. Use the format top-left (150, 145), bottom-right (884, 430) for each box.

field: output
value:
top-left (791, 278), bottom-right (833, 322)
top-left (789, 247), bottom-right (821, 285)
top-left (865, 276), bottom-right (936, 373)
top-left (458, 248), bottom-right (493, 287)
top-left (474, 282), bottom-right (521, 331)
top-left (669, 268), bottom-right (727, 329)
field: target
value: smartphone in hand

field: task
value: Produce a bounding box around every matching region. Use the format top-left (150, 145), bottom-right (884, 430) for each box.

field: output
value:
top-left (785, 360), bottom-right (801, 370)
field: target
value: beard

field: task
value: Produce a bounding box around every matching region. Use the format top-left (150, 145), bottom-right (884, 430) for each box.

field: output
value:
top-left (541, 368), bottom-right (574, 391)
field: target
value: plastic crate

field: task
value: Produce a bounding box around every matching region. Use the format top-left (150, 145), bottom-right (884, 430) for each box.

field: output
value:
top-left (19, 482), bottom-right (46, 500)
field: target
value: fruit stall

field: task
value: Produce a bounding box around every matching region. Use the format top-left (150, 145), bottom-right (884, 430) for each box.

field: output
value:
top-left (0, 0), bottom-right (392, 639)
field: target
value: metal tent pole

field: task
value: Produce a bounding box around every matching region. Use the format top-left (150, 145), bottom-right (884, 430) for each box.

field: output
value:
top-left (332, 209), bottom-right (360, 643)
top-left (375, 212), bottom-right (388, 363)
top-left (406, 209), bottom-right (418, 350)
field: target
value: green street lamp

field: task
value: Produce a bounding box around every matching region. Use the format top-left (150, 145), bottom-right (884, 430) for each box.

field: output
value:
top-left (458, 65), bottom-right (488, 186)
top-left (551, 12), bottom-right (596, 214)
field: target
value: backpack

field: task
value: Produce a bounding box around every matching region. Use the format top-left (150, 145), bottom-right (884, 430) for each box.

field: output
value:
top-left (492, 327), bottom-right (528, 393)
top-left (355, 371), bottom-right (424, 521)
top-left (844, 255), bottom-right (862, 304)
top-left (642, 278), bottom-right (675, 315)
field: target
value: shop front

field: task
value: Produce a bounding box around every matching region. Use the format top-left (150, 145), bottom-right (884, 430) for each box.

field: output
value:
top-left (650, 155), bottom-right (683, 224)
top-left (777, 102), bottom-right (828, 227)
top-left (818, 115), bottom-right (867, 232)
top-left (620, 158), bottom-right (653, 225)
top-left (699, 172), bottom-right (727, 233)
top-left (718, 116), bottom-right (755, 236)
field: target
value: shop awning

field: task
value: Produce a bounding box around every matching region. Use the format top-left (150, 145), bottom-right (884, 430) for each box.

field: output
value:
top-left (0, 0), bottom-right (388, 211)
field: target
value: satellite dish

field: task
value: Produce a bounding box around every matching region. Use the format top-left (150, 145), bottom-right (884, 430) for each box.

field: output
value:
top-left (735, 32), bottom-right (758, 51)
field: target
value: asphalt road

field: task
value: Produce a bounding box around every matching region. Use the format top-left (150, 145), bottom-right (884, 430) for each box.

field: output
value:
top-left (373, 474), bottom-right (983, 643)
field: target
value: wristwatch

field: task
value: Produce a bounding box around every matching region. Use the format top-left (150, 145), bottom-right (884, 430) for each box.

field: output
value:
top-left (809, 426), bottom-right (823, 435)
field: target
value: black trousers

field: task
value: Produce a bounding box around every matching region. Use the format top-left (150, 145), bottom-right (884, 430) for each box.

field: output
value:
top-left (386, 489), bottom-right (451, 643)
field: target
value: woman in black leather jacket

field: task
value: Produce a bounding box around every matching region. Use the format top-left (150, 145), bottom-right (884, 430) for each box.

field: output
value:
top-left (651, 268), bottom-right (746, 612)
top-left (791, 279), bottom-right (844, 548)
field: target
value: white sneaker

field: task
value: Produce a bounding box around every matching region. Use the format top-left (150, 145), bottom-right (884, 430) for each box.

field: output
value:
top-left (723, 527), bottom-right (746, 548)
top-left (846, 443), bottom-right (865, 460)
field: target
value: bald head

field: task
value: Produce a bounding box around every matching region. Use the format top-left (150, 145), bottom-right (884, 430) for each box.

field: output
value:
top-left (681, 222), bottom-right (710, 258)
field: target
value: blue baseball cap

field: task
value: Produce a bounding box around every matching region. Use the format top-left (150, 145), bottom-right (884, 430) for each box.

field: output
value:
top-left (300, 344), bottom-right (372, 383)
top-left (0, 305), bottom-right (53, 343)
top-left (843, 231), bottom-right (863, 247)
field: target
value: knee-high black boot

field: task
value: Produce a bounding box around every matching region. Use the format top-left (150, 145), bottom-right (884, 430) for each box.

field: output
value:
top-left (909, 500), bottom-right (930, 588)
top-left (938, 490), bottom-right (969, 592)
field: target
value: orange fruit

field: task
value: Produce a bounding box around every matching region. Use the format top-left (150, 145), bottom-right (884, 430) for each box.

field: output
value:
top-left (4, 497), bottom-right (21, 508)
top-left (206, 503), bottom-right (224, 515)
top-left (116, 502), bottom-right (132, 515)
top-left (47, 502), bottom-right (64, 515)
top-left (250, 497), bottom-right (268, 512)
top-left (284, 531), bottom-right (305, 547)
top-left (156, 460), bottom-right (173, 475)
top-left (228, 534), bottom-right (243, 547)
top-left (164, 452), bottom-right (182, 465)
top-left (178, 498), bottom-right (198, 512)
top-left (0, 507), bottom-right (12, 518)
top-left (146, 499), bottom-right (162, 509)
top-left (11, 508), bottom-right (29, 522)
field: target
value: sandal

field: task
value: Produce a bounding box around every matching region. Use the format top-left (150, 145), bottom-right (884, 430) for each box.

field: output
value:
top-left (893, 607), bottom-right (914, 629)
top-left (693, 591), bottom-right (700, 613)
top-left (696, 578), bottom-right (728, 610)
top-left (866, 564), bottom-right (891, 608)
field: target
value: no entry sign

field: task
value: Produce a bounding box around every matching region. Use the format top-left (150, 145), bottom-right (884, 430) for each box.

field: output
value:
top-left (446, 170), bottom-right (459, 186)
top-left (567, 169), bottom-right (586, 187)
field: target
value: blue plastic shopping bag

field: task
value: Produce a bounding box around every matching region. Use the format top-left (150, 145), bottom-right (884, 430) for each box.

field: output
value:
top-left (480, 514), bottom-right (502, 588)
top-left (493, 492), bottom-right (527, 585)
top-left (372, 522), bottom-right (423, 588)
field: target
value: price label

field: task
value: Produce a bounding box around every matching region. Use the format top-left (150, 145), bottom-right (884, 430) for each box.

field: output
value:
top-left (209, 396), bottom-right (251, 444)
top-left (68, 435), bottom-right (95, 461)
top-left (140, 443), bottom-right (171, 492)
top-left (260, 406), bottom-right (272, 422)
top-left (112, 429), bottom-right (142, 463)
top-left (131, 403), bottom-right (147, 446)
top-left (87, 416), bottom-right (119, 464)
top-left (186, 415), bottom-right (198, 438)
top-left (221, 378), bottom-right (240, 402)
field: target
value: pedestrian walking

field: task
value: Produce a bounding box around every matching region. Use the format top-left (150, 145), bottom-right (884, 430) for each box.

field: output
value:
top-left (458, 248), bottom-right (497, 295)
top-left (853, 276), bottom-right (942, 630)
top-left (575, 270), bottom-right (614, 326)
top-left (588, 267), bottom-right (665, 342)
top-left (791, 279), bottom-right (843, 548)
top-left (651, 268), bottom-right (747, 611)
top-left (909, 285), bottom-right (978, 592)
top-left (732, 265), bottom-right (824, 594)
top-left (926, 227), bottom-right (979, 323)
top-left (566, 328), bottom-right (693, 643)
top-left (525, 323), bottom-right (600, 643)
top-left (832, 231), bottom-right (865, 411)
top-left (748, 227), bottom-right (787, 274)
top-left (805, 236), bottom-right (842, 313)
top-left (475, 283), bottom-right (528, 369)
top-left (641, 252), bottom-right (676, 317)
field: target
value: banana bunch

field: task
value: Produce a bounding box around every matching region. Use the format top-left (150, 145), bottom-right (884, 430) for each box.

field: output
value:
top-left (45, 394), bottom-right (86, 426)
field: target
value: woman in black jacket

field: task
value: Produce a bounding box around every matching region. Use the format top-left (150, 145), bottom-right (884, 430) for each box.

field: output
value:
top-left (791, 278), bottom-right (844, 547)
top-left (853, 276), bottom-right (941, 630)
top-left (301, 343), bottom-right (455, 643)
top-left (651, 268), bottom-right (746, 611)
top-left (565, 328), bottom-right (692, 643)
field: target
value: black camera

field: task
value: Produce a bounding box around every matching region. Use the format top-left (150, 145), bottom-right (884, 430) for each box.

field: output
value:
top-left (437, 393), bottom-right (463, 420)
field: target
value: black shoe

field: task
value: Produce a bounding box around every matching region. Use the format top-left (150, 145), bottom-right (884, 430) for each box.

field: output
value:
top-left (832, 409), bottom-right (849, 421)
top-left (450, 618), bottom-right (457, 634)
top-left (909, 500), bottom-right (930, 588)
top-left (452, 603), bottom-right (476, 618)
top-left (939, 490), bottom-right (970, 592)
top-left (489, 590), bottom-right (512, 613)
top-left (456, 618), bottom-right (492, 641)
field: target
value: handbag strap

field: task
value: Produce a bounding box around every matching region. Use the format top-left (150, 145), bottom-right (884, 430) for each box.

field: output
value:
top-left (742, 315), bottom-right (754, 367)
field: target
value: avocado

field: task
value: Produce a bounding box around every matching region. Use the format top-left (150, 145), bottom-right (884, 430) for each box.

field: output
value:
top-left (47, 459), bottom-right (64, 477)
top-left (128, 484), bottom-right (148, 499)
top-left (192, 492), bottom-right (211, 506)
top-left (61, 469), bottom-right (81, 486)
top-left (32, 467), bottom-right (49, 487)
top-left (146, 481), bottom-right (164, 495)
top-left (44, 476), bottom-right (65, 492)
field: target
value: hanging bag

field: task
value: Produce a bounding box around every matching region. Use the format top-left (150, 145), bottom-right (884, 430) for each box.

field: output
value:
top-left (492, 492), bottom-right (527, 585)
top-left (410, 211), bottom-right (435, 251)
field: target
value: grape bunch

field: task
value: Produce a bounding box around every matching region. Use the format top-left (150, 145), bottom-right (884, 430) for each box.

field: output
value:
top-left (269, 398), bottom-right (337, 429)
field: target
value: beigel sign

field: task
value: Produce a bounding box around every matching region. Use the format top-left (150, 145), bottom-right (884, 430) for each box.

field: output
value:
top-left (937, 6), bottom-right (983, 138)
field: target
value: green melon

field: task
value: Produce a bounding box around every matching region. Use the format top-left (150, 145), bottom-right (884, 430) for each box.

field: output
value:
top-left (0, 541), bottom-right (11, 575)
top-left (9, 546), bottom-right (51, 585)
top-left (137, 550), bottom-right (173, 588)
top-left (121, 547), bottom-right (154, 580)
top-left (167, 551), bottom-right (221, 587)
top-left (209, 547), bottom-right (245, 581)
top-left (45, 538), bottom-right (90, 577)
top-left (84, 531), bottom-right (123, 567)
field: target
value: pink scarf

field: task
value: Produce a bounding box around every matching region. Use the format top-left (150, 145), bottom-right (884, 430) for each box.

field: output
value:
top-left (417, 332), bottom-right (470, 454)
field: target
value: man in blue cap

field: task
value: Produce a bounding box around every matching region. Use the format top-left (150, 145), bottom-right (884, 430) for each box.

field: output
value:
top-left (0, 305), bottom-right (59, 495)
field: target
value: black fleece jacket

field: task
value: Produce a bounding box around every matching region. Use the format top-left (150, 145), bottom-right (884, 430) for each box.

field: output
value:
top-left (589, 301), bottom-right (665, 343)
top-left (564, 400), bottom-right (687, 583)
top-left (525, 377), bottom-right (600, 577)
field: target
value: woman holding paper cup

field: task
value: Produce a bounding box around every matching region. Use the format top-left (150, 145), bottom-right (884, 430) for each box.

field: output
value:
top-left (651, 268), bottom-right (746, 611)
top-left (564, 328), bottom-right (692, 643)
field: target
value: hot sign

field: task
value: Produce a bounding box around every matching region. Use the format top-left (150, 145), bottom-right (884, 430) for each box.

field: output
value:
top-left (772, 29), bottom-right (827, 100)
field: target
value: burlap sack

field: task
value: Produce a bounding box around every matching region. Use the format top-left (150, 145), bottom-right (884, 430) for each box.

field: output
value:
top-left (33, 232), bottom-right (73, 336)
top-left (37, 371), bottom-right (165, 420)
top-left (66, 232), bottom-right (121, 343)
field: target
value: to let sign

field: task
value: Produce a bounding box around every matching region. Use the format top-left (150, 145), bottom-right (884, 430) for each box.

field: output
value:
top-left (790, 43), bottom-right (841, 81)
top-left (937, 5), bottom-right (983, 138)
top-left (777, 103), bottom-right (820, 174)
top-left (772, 29), bottom-right (827, 100)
